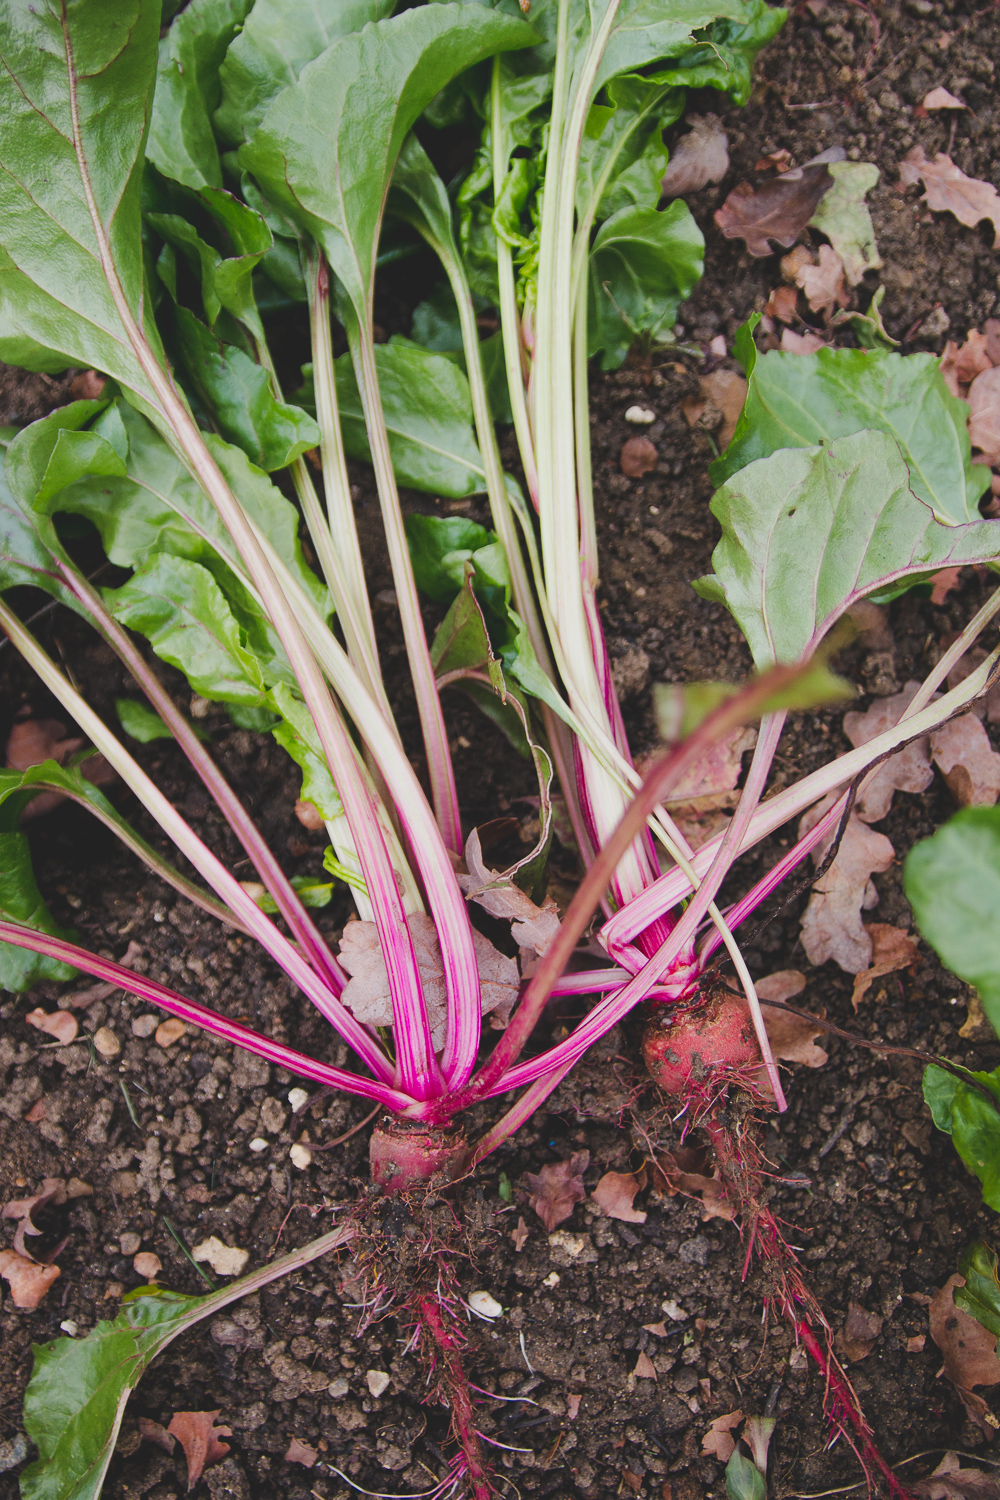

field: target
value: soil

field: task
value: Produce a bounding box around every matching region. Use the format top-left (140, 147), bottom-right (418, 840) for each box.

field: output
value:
top-left (3, 0), bottom-right (1000, 1496)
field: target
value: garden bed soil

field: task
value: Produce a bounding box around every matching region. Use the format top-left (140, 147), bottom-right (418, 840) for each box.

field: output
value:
top-left (3, 0), bottom-right (1000, 1495)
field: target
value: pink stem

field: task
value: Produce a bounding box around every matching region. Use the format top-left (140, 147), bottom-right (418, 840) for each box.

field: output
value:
top-left (0, 921), bottom-right (413, 1109)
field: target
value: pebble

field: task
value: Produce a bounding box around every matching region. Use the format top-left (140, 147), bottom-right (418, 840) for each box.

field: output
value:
top-left (468, 1290), bottom-right (503, 1320)
top-left (192, 1235), bottom-right (249, 1277)
top-left (120, 1232), bottom-right (142, 1256)
top-left (249, 1138), bottom-right (269, 1153)
top-left (366, 1370), bottom-right (390, 1398)
top-left (328, 1376), bottom-right (349, 1399)
top-left (542, 1272), bottom-right (560, 1289)
top-left (260, 1097), bottom-right (286, 1133)
top-left (287, 1088), bottom-right (310, 1111)
top-left (155, 1018), bottom-right (186, 1048)
top-left (619, 435), bottom-right (658, 478)
top-left (289, 1143), bottom-right (312, 1170)
top-left (131, 1014), bottom-right (159, 1039)
top-left (0, 1435), bottom-right (29, 1475)
top-left (59, 1321), bottom-right (78, 1337)
top-left (624, 405), bottom-right (656, 424)
top-left (661, 1299), bottom-right (689, 1322)
top-left (93, 1026), bottom-right (120, 1058)
top-left (133, 1252), bottom-right (162, 1280)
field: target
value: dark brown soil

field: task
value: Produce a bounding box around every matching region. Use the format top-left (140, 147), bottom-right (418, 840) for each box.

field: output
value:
top-left (4, 0), bottom-right (1000, 1496)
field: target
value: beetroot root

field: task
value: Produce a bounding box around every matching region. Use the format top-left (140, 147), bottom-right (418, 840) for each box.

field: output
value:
top-left (642, 987), bottom-right (760, 1098)
top-left (368, 1116), bottom-right (467, 1195)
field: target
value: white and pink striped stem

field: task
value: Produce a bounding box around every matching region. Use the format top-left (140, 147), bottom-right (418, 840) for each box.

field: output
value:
top-left (58, 562), bottom-right (347, 994)
top-left (0, 921), bottom-right (412, 1111)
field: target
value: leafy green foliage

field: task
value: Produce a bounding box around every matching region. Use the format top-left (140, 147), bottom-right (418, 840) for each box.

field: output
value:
top-left (923, 1064), bottom-right (1000, 1210)
top-left (406, 514), bottom-right (495, 605)
top-left (725, 1450), bottom-right (766, 1500)
top-left (711, 345), bottom-right (991, 524)
top-left (696, 430), bottom-right (1000, 667)
top-left (270, 684), bottom-right (344, 824)
top-left (0, 833), bottom-right (76, 992)
top-left (148, 188), bottom-right (272, 340)
top-left (249, 876), bottom-right (334, 913)
top-left (645, 0), bottom-right (787, 106)
top-left (588, 201), bottom-right (704, 369)
top-left (956, 1242), bottom-right (1000, 1337)
top-left (116, 698), bottom-right (189, 745)
top-left (147, 0), bottom-right (254, 191)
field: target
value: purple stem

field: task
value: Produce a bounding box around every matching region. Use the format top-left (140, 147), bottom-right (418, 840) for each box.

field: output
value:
top-left (0, 921), bottom-right (412, 1110)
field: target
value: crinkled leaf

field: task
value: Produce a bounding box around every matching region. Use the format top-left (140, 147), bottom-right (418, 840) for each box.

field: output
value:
top-left (714, 164), bottom-right (832, 258)
top-left (0, 465), bottom-right (83, 612)
top-left (270, 683), bottom-right (344, 824)
top-left (923, 1064), bottom-right (1000, 1210)
top-left (577, 75), bottom-right (685, 226)
top-left (956, 1243), bottom-right (1000, 1340)
top-left (406, 514), bottom-right (494, 605)
top-left (595, 0), bottom-right (755, 95)
top-left (906, 808), bottom-right (1000, 1035)
top-left (697, 430), bottom-right (1000, 668)
top-left (215, 0), bottom-right (397, 148)
top-left (173, 307), bottom-right (319, 471)
top-left (617, 0), bottom-right (786, 106)
top-left (0, 831), bottom-right (77, 992)
top-left (588, 202), bottom-right (704, 370)
top-left (148, 190), bottom-right (272, 338)
top-left (710, 347), bottom-right (991, 524)
top-left (808, 161), bottom-right (881, 287)
top-left (147, 0), bottom-right (254, 192)
top-left (6, 400), bottom-right (114, 512)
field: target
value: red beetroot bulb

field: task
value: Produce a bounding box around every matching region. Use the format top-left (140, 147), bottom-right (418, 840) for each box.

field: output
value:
top-left (642, 987), bottom-right (760, 1098)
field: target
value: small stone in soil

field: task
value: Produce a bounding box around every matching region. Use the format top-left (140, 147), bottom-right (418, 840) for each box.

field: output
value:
top-left (468, 1290), bottom-right (503, 1319)
top-left (366, 1370), bottom-right (390, 1398)
top-left (59, 1321), bottom-right (78, 1336)
top-left (287, 1088), bottom-right (310, 1111)
top-left (625, 405), bottom-right (656, 424)
top-left (328, 1377), bottom-right (349, 1399)
top-left (131, 1014), bottom-right (159, 1038)
top-left (93, 1027), bottom-right (120, 1058)
top-left (155, 1018), bottom-right (186, 1047)
top-left (120, 1232), bottom-right (141, 1256)
top-left (260, 1096), bottom-right (286, 1133)
top-left (133, 1252), bottom-right (161, 1280)
top-left (249, 1138), bottom-right (269, 1152)
top-left (620, 435), bottom-right (658, 477)
top-left (289, 1143), bottom-right (312, 1169)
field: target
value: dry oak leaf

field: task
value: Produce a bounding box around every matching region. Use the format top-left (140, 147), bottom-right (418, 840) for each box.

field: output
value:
top-left (702, 1409), bottom-right (744, 1461)
top-left (836, 1301), bottom-right (884, 1362)
top-left (931, 713), bottom-right (1000, 807)
top-left (765, 283), bottom-right (799, 325)
top-left (968, 367), bottom-right (1000, 465)
top-left (757, 970), bottom-right (829, 1067)
top-left (653, 1147), bottom-right (734, 1222)
top-left (591, 1169), bottom-right (648, 1224)
top-left (899, 147), bottom-right (1000, 246)
top-left (714, 163), bottom-right (833, 257)
top-left (0, 1250), bottom-right (60, 1308)
top-left (781, 327), bottom-right (827, 355)
top-left (843, 682), bottom-right (934, 825)
top-left (167, 1411), bottom-right (232, 1491)
top-left (661, 113), bottom-right (728, 198)
top-left (930, 1275), bottom-right (1000, 1437)
top-left (460, 829), bottom-right (561, 956)
top-left (2, 1176), bottom-right (67, 1260)
top-left (795, 243), bottom-right (850, 319)
top-left (25, 1008), bottom-right (78, 1045)
top-left (799, 795), bottom-right (895, 974)
top-left (851, 923), bottom-right (920, 1009)
top-left (940, 330), bottom-right (993, 398)
top-left (284, 1436), bottom-right (318, 1468)
top-left (339, 911), bottom-right (518, 1047)
top-left (914, 1452), bottom-right (1000, 1500)
top-left (923, 87), bottom-right (967, 110)
top-left (620, 435), bottom-right (658, 477)
top-left (524, 1150), bottom-right (588, 1232)
top-left (138, 1417), bottom-right (176, 1454)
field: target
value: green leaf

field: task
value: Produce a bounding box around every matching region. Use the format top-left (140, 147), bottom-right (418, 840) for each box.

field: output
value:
top-left (5, 401), bottom-right (114, 514)
top-left (0, 831), bottom-right (77, 992)
top-left (0, 2), bottom-right (166, 414)
top-left (710, 347), bottom-right (991, 525)
top-left (808, 161), bottom-right (881, 287)
top-left (956, 1243), bottom-right (1000, 1338)
top-left (698, 430), bottom-right (1000, 667)
top-left (104, 556), bottom-right (269, 709)
top-left (148, 190), bottom-right (272, 338)
top-left (148, 0), bottom-right (254, 192)
top-left (577, 74), bottom-right (685, 226)
top-left (173, 306), bottom-right (320, 471)
top-left (831, 286), bottom-right (898, 351)
top-left (595, 0), bottom-right (755, 95)
top-left (0, 463), bottom-right (83, 612)
top-left (115, 697), bottom-right (209, 745)
top-left (431, 566), bottom-right (505, 694)
top-left (646, 1), bottom-right (788, 107)
top-left (588, 202), bottom-right (704, 370)
top-left (726, 1450), bottom-right (766, 1500)
top-left (406, 513), bottom-right (494, 604)
top-left (270, 683), bottom-right (344, 823)
top-left (247, 876), bottom-right (334, 914)
top-left (239, 3), bottom-right (536, 326)
top-left (906, 808), bottom-right (1000, 1036)
top-left (215, 0), bottom-right (397, 147)
top-left (923, 1064), bottom-right (1000, 1210)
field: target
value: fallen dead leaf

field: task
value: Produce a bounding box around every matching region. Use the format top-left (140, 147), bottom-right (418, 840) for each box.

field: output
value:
top-left (836, 1301), bottom-right (884, 1361)
top-left (851, 923), bottom-right (920, 1008)
top-left (908, 1335), bottom-right (927, 1353)
top-left (931, 567), bottom-right (965, 605)
top-left (620, 435), bottom-right (658, 478)
top-left (795, 243), bottom-right (850, 319)
top-left (133, 1252), bottom-right (162, 1281)
top-left (339, 911), bottom-right (519, 1048)
top-left (653, 1147), bottom-right (734, 1222)
top-left (166, 1411), bottom-right (232, 1490)
top-left (702, 1409), bottom-right (744, 1461)
top-left (781, 327), bottom-right (827, 354)
top-left (923, 87), bottom-right (967, 110)
top-left (759, 148), bottom-right (794, 173)
top-left (968, 367), bottom-right (1000, 464)
top-left (843, 683), bottom-right (934, 824)
top-left (808, 161), bottom-right (882, 286)
top-left (512, 1216), bottom-right (529, 1252)
top-left (25, 1009), bottom-right (78, 1045)
top-left (931, 713), bottom-right (1000, 806)
top-left (756, 971), bottom-right (828, 1066)
top-left (5, 718), bottom-right (114, 821)
top-left (138, 1417), bottom-right (176, 1454)
top-left (284, 1436), bottom-right (318, 1468)
top-left (940, 331), bottom-right (993, 398)
top-left (661, 114), bottom-right (729, 198)
top-left (987, 319), bottom-right (1000, 366)
top-left (714, 164), bottom-right (833, 257)
top-left (780, 243), bottom-right (814, 281)
top-left (591, 1169), bottom-right (647, 1224)
top-left (698, 369), bottom-right (748, 449)
top-left (644, 1321), bottom-right (669, 1337)
top-left (633, 1350), bottom-right (657, 1380)
top-left (0, 1250), bottom-right (60, 1308)
top-left (899, 147), bottom-right (1000, 247)
top-left (524, 1151), bottom-right (588, 1232)
top-left (765, 283), bottom-right (799, 324)
top-left (799, 797), bottom-right (895, 974)
top-left (70, 369), bottom-right (106, 401)
top-left (913, 1452), bottom-right (1000, 1500)
top-left (191, 1236), bottom-right (249, 1278)
top-left (930, 1275), bottom-right (1000, 1438)
top-left (2, 1177), bottom-right (67, 1260)
top-left (622, 1470), bottom-right (643, 1494)
top-left (459, 830), bottom-right (561, 956)
top-left (566, 1392), bottom-right (582, 1421)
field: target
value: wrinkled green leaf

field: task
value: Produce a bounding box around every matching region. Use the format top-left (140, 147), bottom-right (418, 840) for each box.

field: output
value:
top-left (6, 401), bottom-right (113, 513)
top-left (588, 202), bottom-right (704, 369)
top-left (906, 808), bottom-right (1000, 1036)
top-left (406, 513), bottom-right (494, 604)
top-left (148, 190), bottom-right (272, 338)
top-left (577, 74), bottom-right (685, 224)
top-left (148, 0), bottom-right (253, 192)
top-left (431, 565), bottom-right (506, 696)
top-left (710, 347), bottom-right (990, 525)
top-left (215, 0), bottom-right (397, 147)
top-left (595, 0), bottom-right (753, 95)
top-left (0, 464), bottom-right (83, 612)
top-left (831, 286), bottom-right (897, 350)
top-left (647, 0), bottom-right (787, 107)
top-left (0, 831), bottom-right (76, 992)
top-left (249, 876), bottom-right (334, 914)
top-left (697, 430), bottom-right (1000, 667)
top-left (923, 1064), bottom-right (1000, 1210)
top-left (173, 306), bottom-right (319, 470)
top-left (808, 161), bottom-right (881, 287)
top-left (956, 1242), bottom-right (1000, 1338)
top-left (270, 683), bottom-right (344, 824)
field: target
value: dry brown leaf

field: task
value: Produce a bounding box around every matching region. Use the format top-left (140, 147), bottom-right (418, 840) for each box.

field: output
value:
top-left (459, 830), bottom-right (561, 956)
top-left (931, 713), bottom-right (1000, 807)
top-left (661, 114), bottom-right (729, 198)
top-left (668, 726), bottom-right (757, 804)
top-left (512, 1216), bottom-right (529, 1252)
top-left (780, 243), bottom-right (814, 281)
top-left (940, 331), bottom-right (993, 398)
top-left (524, 1151), bottom-right (588, 1232)
top-left (5, 718), bottom-right (114, 821)
top-left (0, 1249), bottom-right (60, 1308)
top-left (591, 1169), bottom-right (647, 1224)
top-left (851, 923), bottom-right (920, 1008)
top-left (653, 1147), bottom-right (734, 1222)
top-left (284, 1437), bottom-right (318, 1468)
top-left (339, 912), bottom-right (518, 1047)
top-left (799, 797), bottom-right (895, 974)
top-left (930, 1276), bottom-right (1000, 1436)
top-left (698, 370), bottom-right (748, 448)
top-left (166, 1411), bottom-right (232, 1491)
top-left (633, 1350), bottom-right (657, 1380)
top-left (987, 320), bottom-right (1000, 366)
top-left (765, 284), bottom-right (799, 324)
top-left (836, 1301), bottom-right (884, 1361)
top-left (714, 164), bottom-right (833, 257)
top-left (138, 1417), bottom-right (176, 1455)
top-left (757, 971), bottom-right (828, 1067)
top-left (968, 367), bottom-right (1000, 464)
top-left (795, 243), bottom-right (850, 319)
top-left (620, 435), bottom-right (658, 477)
top-left (843, 683), bottom-right (934, 823)
top-left (566, 1392), bottom-right (582, 1421)
top-left (622, 1470), bottom-right (643, 1494)
top-left (930, 567), bottom-right (965, 605)
top-left (913, 1452), bottom-right (1000, 1500)
top-left (701, 1410), bottom-right (744, 1461)
top-left (899, 147), bottom-right (1000, 246)
top-left (761, 148), bottom-right (795, 173)
top-left (25, 1008), bottom-right (78, 1045)
top-left (70, 369), bottom-right (106, 401)
top-left (2, 1177), bottom-right (67, 1260)
top-left (923, 87), bottom-right (966, 110)
top-left (780, 327), bottom-right (827, 354)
